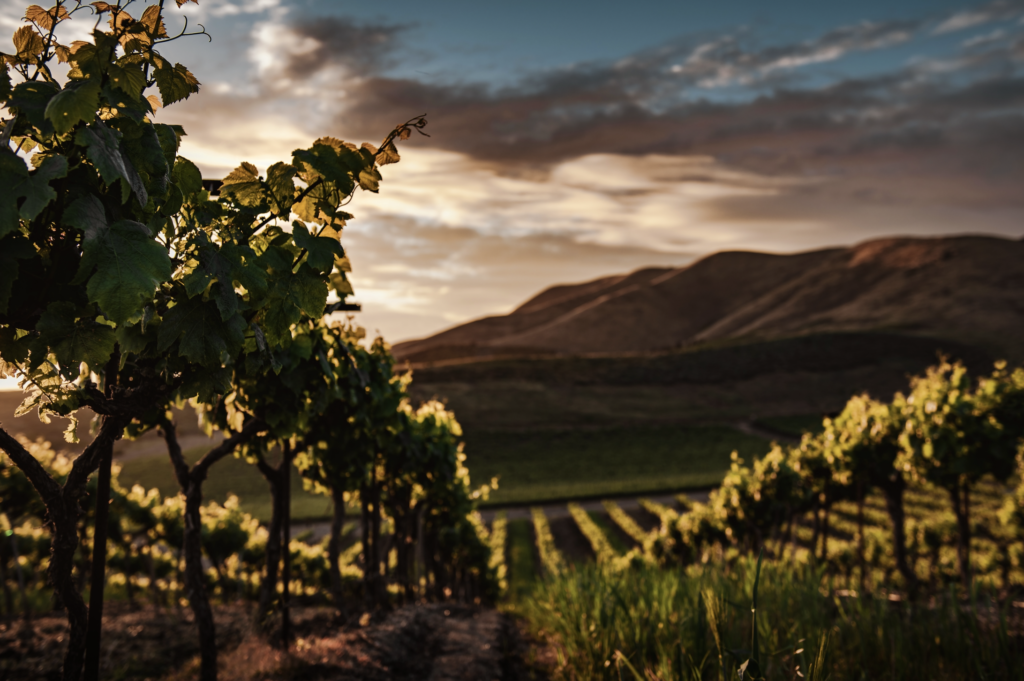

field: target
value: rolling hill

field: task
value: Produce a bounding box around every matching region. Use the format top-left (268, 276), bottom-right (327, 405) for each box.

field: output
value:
top-left (393, 235), bottom-right (1024, 365)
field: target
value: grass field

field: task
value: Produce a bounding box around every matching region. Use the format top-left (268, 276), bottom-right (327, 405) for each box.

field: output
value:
top-left (506, 477), bottom-right (1024, 679)
top-left (463, 424), bottom-right (771, 505)
top-left (117, 447), bottom-right (334, 522)
top-left (115, 424), bottom-right (772, 518)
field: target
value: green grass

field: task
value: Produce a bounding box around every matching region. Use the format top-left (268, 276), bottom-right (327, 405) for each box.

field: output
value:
top-left (522, 558), bottom-right (1024, 681)
top-left (506, 519), bottom-right (537, 604)
top-left (588, 511), bottom-right (631, 554)
top-left (117, 448), bottom-right (333, 523)
top-left (465, 424), bottom-right (771, 506)
top-left (753, 414), bottom-right (827, 438)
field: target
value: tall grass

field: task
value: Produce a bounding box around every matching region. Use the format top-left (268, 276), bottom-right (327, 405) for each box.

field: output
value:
top-left (522, 556), bottom-right (1023, 681)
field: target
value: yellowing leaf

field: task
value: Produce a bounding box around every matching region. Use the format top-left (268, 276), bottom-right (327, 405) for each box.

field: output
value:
top-left (24, 4), bottom-right (68, 31)
top-left (140, 5), bottom-right (168, 39)
top-left (13, 26), bottom-right (44, 60)
top-left (221, 162), bottom-right (266, 208)
top-left (146, 93), bottom-right (162, 111)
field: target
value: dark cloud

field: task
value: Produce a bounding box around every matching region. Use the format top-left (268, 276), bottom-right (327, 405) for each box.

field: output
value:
top-left (260, 7), bottom-right (1024, 207)
top-left (282, 17), bottom-right (410, 79)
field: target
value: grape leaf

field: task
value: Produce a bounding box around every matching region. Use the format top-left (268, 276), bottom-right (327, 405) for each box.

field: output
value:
top-left (180, 365), bottom-right (233, 403)
top-left (260, 266), bottom-right (328, 344)
top-left (17, 154), bottom-right (68, 220)
top-left (358, 167), bottom-right (382, 193)
top-left (0, 151), bottom-right (30, 237)
top-left (139, 5), bottom-right (168, 40)
top-left (45, 80), bottom-right (100, 135)
top-left (172, 157), bottom-right (202, 198)
top-left (154, 61), bottom-right (200, 105)
top-left (292, 144), bottom-right (358, 194)
top-left (194, 233), bottom-right (238, 321)
top-left (107, 63), bottom-right (147, 98)
top-left (266, 162), bottom-right (297, 215)
top-left (76, 121), bottom-right (147, 204)
top-left (329, 271), bottom-right (354, 297)
top-left (13, 26), bottom-right (44, 60)
top-left (221, 162), bottom-right (266, 209)
top-left (293, 222), bottom-right (343, 273)
top-left (72, 214), bottom-right (173, 324)
top-left (36, 301), bottom-right (116, 378)
top-left (157, 297), bottom-right (245, 366)
top-left (8, 81), bottom-right (60, 134)
top-left (154, 124), bottom-right (180, 166)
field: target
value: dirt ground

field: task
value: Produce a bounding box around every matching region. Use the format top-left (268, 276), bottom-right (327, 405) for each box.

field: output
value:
top-left (0, 603), bottom-right (550, 681)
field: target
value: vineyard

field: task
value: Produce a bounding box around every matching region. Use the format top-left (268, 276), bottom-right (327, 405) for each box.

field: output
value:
top-left (0, 2), bottom-right (500, 679)
top-left (1, 2), bottom-right (1024, 680)
top-left (487, 359), bottom-right (1024, 679)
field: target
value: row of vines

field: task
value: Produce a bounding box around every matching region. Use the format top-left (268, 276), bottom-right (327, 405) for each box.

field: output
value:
top-left (588, 360), bottom-right (1024, 596)
top-left (0, 2), bottom-right (495, 680)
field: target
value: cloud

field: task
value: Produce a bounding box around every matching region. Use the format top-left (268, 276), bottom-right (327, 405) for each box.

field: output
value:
top-left (673, 21), bottom-right (917, 88)
top-left (934, 0), bottom-right (1024, 34)
top-left (249, 15), bottom-right (409, 91)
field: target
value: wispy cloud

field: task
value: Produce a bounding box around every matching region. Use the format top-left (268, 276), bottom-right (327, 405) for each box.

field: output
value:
top-left (933, 0), bottom-right (1024, 34)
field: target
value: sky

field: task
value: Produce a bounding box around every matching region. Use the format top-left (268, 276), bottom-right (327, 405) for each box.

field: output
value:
top-left (2, 0), bottom-right (1024, 349)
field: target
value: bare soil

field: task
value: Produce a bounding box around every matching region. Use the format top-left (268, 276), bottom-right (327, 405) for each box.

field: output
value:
top-left (0, 603), bottom-right (548, 681)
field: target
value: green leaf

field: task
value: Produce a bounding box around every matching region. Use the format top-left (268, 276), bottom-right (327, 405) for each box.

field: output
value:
top-left (329, 271), bottom-right (354, 297)
top-left (172, 157), bottom-right (203, 197)
top-left (36, 301), bottom-right (116, 378)
top-left (292, 222), bottom-right (343, 273)
top-left (154, 123), bottom-right (180, 166)
top-left (157, 297), bottom-right (245, 365)
top-left (266, 162), bottom-right (297, 215)
top-left (154, 61), bottom-right (200, 106)
top-left (44, 79), bottom-right (100, 135)
top-left (0, 235), bottom-right (35, 314)
top-left (62, 194), bottom-right (107, 241)
top-left (193, 233), bottom-right (238, 321)
top-left (17, 154), bottom-right (68, 220)
top-left (291, 143), bottom-right (358, 194)
top-left (73, 211), bottom-right (173, 324)
top-left (259, 266), bottom-right (327, 344)
top-left (220, 162), bottom-right (267, 209)
top-left (76, 122), bottom-right (146, 205)
top-left (120, 121), bottom-right (168, 177)
top-left (180, 366), bottom-right (232, 403)
top-left (8, 81), bottom-right (60, 135)
top-left (107, 63), bottom-right (146, 98)
top-left (0, 151), bottom-right (30, 237)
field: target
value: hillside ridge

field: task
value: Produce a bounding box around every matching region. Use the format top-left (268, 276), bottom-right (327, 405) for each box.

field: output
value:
top-left (393, 235), bottom-right (1024, 364)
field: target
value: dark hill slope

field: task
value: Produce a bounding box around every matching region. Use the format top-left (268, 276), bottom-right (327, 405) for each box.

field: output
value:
top-left (394, 236), bottom-right (1024, 364)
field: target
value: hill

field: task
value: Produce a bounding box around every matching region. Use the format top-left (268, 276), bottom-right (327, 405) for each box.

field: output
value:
top-left (393, 235), bottom-right (1024, 364)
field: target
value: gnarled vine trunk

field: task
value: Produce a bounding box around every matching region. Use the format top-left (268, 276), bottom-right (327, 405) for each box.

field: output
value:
top-left (0, 416), bottom-right (125, 681)
top-left (162, 418), bottom-right (263, 681)
top-left (328, 487), bottom-right (346, 612)
top-left (880, 478), bottom-right (916, 593)
top-left (948, 478), bottom-right (972, 591)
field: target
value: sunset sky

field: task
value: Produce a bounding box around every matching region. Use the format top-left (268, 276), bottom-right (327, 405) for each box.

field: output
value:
top-left (2, 0), bottom-right (1023, 346)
